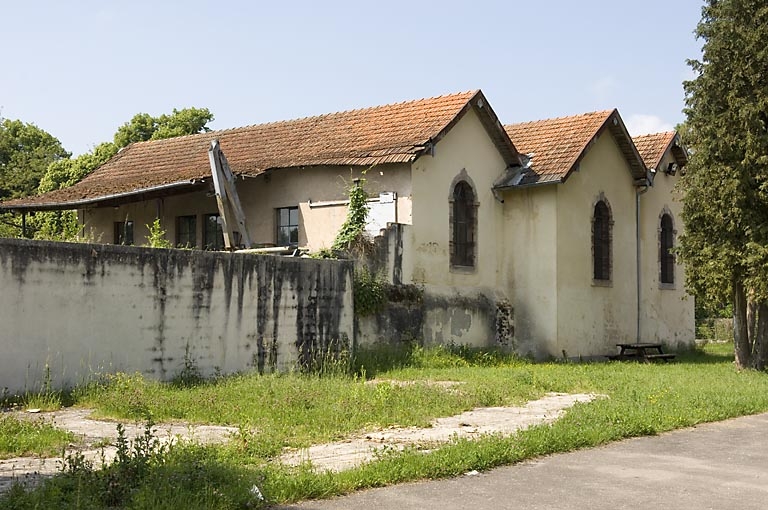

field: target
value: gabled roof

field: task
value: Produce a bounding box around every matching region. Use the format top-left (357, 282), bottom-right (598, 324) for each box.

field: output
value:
top-left (1, 90), bottom-right (520, 211)
top-left (497, 109), bottom-right (647, 189)
top-left (632, 131), bottom-right (688, 171)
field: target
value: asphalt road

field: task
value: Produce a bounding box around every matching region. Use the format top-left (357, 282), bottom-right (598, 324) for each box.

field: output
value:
top-left (278, 412), bottom-right (768, 510)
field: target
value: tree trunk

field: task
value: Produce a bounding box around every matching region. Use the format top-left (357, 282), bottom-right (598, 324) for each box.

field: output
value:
top-left (747, 297), bottom-right (758, 347)
top-left (753, 301), bottom-right (768, 371)
top-left (733, 280), bottom-right (752, 369)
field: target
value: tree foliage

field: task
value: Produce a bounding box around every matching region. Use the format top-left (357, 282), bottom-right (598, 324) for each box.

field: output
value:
top-left (0, 119), bottom-right (69, 238)
top-left (679, 0), bottom-right (768, 369)
top-left (113, 107), bottom-right (213, 148)
top-left (29, 107), bottom-right (214, 240)
top-left (0, 119), bottom-right (70, 200)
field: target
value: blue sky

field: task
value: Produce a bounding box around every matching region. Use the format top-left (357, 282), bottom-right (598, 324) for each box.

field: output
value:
top-left (1, 0), bottom-right (704, 156)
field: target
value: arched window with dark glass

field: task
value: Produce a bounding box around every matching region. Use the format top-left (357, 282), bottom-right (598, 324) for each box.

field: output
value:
top-left (593, 200), bottom-right (611, 281)
top-left (660, 213), bottom-right (675, 285)
top-left (451, 181), bottom-right (476, 268)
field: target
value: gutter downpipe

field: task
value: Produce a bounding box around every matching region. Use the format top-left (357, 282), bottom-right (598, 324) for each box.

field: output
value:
top-left (636, 183), bottom-right (649, 343)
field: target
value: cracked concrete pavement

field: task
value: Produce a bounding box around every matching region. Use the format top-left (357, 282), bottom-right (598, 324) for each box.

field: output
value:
top-left (1, 391), bottom-right (599, 492)
top-left (281, 393), bottom-right (600, 472)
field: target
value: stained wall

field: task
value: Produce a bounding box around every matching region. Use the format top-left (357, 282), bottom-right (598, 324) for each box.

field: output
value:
top-left (0, 239), bottom-right (354, 393)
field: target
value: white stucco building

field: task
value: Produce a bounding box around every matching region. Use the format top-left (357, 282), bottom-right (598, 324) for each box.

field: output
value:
top-left (1, 90), bottom-right (694, 359)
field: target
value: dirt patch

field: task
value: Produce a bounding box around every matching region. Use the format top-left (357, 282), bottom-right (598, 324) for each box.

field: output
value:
top-left (281, 392), bottom-right (601, 472)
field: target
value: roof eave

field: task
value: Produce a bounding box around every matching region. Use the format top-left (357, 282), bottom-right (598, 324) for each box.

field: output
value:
top-left (427, 90), bottom-right (523, 168)
top-left (670, 134), bottom-right (689, 167)
top-left (559, 110), bottom-right (647, 185)
top-left (494, 177), bottom-right (563, 191)
top-left (0, 180), bottom-right (204, 212)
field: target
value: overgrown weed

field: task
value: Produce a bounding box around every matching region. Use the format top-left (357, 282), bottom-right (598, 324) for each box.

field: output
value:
top-left (0, 415), bottom-right (74, 459)
top-left (4, 342), bottom-right (768, 508)
top-left (5, 420), bottom-right (265, 509)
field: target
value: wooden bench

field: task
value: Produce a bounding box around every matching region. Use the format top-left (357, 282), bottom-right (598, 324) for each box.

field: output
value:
top-left (607, 343), bottom-right (676, 363)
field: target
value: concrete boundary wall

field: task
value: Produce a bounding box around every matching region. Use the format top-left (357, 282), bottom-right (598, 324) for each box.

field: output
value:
top-left (0, 239), bottom-right (354, 393)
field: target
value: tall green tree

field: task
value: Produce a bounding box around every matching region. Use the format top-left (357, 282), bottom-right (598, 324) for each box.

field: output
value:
top-left (31, 107), bottom-right (214, 240)
top-left (679, 0), bottom-right (768, 369)
top-left (0, 119), bottom-right (69, 199)
top-left (0, 119), bottom-right (69, 237)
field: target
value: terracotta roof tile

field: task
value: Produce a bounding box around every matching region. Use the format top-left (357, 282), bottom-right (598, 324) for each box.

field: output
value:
top-left (632, 131), bottom-right (677, 170)
top-left (503, 110), bottom-right (615, 186)
top-left (5, 90), bottom-right (516, 210)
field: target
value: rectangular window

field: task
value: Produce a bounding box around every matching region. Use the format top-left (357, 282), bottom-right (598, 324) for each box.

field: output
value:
top-left (114, 220), bottom-right (134, 246)
top-left (203, 213), bottom-right (224, 251)
top-left (176, 215), bottom-right (197, 248)
top-left (276, 207), bottom-right (299, 246)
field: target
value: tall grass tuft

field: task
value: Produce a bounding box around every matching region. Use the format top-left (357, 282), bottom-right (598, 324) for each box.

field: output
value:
top-left (0, 415), bottom-right (74, 459)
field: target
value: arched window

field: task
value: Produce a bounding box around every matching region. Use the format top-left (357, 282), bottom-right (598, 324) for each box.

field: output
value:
top-left (451, 181), bottom-right (476, 268)
top-left (660, 213), bottom-right (675, 285)
top-left (593, 200), bottom-right (612, 281)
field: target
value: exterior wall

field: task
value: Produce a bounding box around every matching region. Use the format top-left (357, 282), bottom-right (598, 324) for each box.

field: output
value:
top-left (639, 154), bottom-right (695, 347)
top-left (83, 198), bottom-right (178, 246)
top-left (0, 238), bottom-right (354, 393)
top-left (237, 164), bottom-right (412, 251)
top-left (555, 132), bottom-right (639, 357)
top-left (82, 190), bottom-right (234, 249)
top-left (500, 186), bottom-right (559, 358)
top-left (81, 164), bottom-right (413, 252)
top-left (356, 223), bottom-right (423, 348)
top-left (409, 108), bottom-right (510, 348)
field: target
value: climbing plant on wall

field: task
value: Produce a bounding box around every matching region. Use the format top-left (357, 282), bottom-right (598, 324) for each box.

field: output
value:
top-left (332, 178), bottom-right (370, 252)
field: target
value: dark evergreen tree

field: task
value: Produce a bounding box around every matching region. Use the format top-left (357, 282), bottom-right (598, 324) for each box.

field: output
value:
top-left (680, 0), bottom-right (768, 369)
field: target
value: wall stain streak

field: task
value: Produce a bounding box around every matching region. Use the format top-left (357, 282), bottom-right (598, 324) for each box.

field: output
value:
top-left (151, 251), bottom-right (170, 379)
top-left (0, 238), bottom-right (354, 392)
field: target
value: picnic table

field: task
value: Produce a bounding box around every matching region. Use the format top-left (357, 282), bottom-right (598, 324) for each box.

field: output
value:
top-left (607, 342), bottom-right (676, 362)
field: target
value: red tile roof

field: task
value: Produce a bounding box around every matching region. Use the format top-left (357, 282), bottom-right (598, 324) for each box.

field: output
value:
top-left (2, 90), bottom-right (519, 211)
top-left (500, 110), bottom-right (648, 188)
top-left (503, 111), bottom-right (616, 186)
top-left (632, 131), bottom-right (678, 170)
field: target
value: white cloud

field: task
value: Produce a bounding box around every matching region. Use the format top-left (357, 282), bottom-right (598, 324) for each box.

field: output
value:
top-left (625, 114), bottom-right (674, 136)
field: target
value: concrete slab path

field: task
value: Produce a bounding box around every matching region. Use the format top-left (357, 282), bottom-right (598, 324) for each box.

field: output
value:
top-left (281, 393), bottom-right (599, 472)
top-left (0, 409), bottom-right (238, 493)
top-left (280, 412), bottom-right (768, 510)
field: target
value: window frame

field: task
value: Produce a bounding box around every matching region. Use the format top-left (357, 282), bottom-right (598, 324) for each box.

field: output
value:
top-left (449, 174), bottom-right (478, 271)
top-left (591, 197), bottom-right (613, 285)
top-left (203, 213), bottom-right (225, 251)
top-left (175, 215), bottom-right (197, 249)
top-left (276, 206), bottom-right (299, 247)
top-left (659, 212), bottom-right (676, 288)
top-left (113, 220), bottom-right (134, 246)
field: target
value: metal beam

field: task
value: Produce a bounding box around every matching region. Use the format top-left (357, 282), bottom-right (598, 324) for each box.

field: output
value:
top-left (208, 140), bottom-right (253, 249)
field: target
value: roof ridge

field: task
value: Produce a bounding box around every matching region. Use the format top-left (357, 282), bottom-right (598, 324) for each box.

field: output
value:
top-left (127, 90), bottom-right (480, 148)
top-left (504, 109), bottom-right (615, 128)
top-left (632, 130), bottom-right (676, 139)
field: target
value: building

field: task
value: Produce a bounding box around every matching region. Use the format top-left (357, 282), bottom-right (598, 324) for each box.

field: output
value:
top-left (0, 90), bottom-right (694, 358)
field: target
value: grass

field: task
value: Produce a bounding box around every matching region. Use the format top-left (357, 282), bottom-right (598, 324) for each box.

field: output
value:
top-left (3, 341), bottom-right (768, 509)
top-left (0, 415), bottom-right (75, 459)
